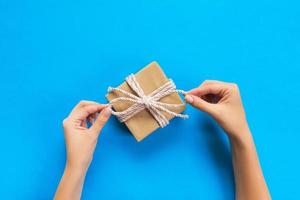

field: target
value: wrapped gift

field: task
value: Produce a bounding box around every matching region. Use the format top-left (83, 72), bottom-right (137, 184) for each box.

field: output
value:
top-left (106, 61), bottom-right (187, 141)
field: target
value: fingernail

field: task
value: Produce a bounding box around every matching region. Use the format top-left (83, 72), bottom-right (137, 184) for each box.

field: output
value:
top-left (185, 95), bottom-right (193, 103)
top-left (104, 106), bottom-right (112, 117)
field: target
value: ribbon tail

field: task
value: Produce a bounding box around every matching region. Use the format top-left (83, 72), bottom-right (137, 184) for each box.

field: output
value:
top-left (152, 104), bottom-right (189, 119)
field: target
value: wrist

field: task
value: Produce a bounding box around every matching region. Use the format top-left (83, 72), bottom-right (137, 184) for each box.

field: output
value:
top-left (65, 161), bottom-right (89, 176)
top-left (229, 128), bottom-right (254, 150)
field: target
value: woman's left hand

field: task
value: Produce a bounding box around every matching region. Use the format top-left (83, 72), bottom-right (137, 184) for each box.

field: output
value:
top-left (62, 100), bottom-right (112, 172)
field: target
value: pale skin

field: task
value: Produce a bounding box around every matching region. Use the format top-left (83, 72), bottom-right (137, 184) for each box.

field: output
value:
top-left (54, 101), bottom-right (112, 200)
top-left (54, 81), bottom-right (271, 200)
top-left (185, 80), bottom-right (271, 200)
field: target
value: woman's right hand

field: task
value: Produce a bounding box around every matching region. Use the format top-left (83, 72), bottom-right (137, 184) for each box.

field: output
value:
top-left (185, 80), bottom-right (271, 200)
top-left (185, 80), bottom-right (251, 143)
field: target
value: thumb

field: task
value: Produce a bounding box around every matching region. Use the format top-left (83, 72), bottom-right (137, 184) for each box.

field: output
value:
top-left (90, 106), bottom-right (112, 136)
top-left (185, 94), bottom-right (215, 115)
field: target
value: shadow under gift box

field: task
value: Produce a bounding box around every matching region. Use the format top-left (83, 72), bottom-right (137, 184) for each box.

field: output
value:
top-left (106, 61), bottom-right (186, 142)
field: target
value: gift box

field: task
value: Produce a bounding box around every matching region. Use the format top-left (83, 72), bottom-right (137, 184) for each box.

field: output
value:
top-left (106, 61), bottom-right (186, 141)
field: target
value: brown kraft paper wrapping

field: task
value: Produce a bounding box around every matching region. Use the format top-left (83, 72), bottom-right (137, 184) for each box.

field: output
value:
top-left (106, 61), bottom-right (186, 142)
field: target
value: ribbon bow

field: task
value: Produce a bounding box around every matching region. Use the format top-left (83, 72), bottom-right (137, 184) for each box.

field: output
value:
top-left (108, 74), bottom-right (188, 127)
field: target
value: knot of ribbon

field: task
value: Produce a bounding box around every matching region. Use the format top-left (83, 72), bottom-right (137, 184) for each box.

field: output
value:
top-left (107, 74), bottom-right (188, 127)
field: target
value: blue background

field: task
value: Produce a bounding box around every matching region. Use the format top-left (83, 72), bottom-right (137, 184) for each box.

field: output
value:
top-left (1, 0), bottom-right (299, 199)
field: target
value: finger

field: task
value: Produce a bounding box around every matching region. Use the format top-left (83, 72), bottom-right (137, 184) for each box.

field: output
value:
top-left (90, 106), bottom-right (112, 136)
top-left (87, 116), bottom-right (94, 123)
top-left (88, 113), bottom-right (97, 123)
top-left (90, 113), bottom-right (97, 119)
top-left (82, 119), bottom-right (87, 128)
top-left (70, 104), bottom-right (106, 120)
top-left (188, 84), bottom-right (227, 97)
top-left (185, 94), bottom-right (215, 115)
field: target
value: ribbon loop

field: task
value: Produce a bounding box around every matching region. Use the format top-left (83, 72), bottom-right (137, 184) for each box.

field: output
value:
top-left (108, 74), bottom-right (188, 127)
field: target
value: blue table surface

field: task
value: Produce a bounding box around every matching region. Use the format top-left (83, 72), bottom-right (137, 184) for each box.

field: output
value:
top-left (1, 0), bottom-right (299, 199)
